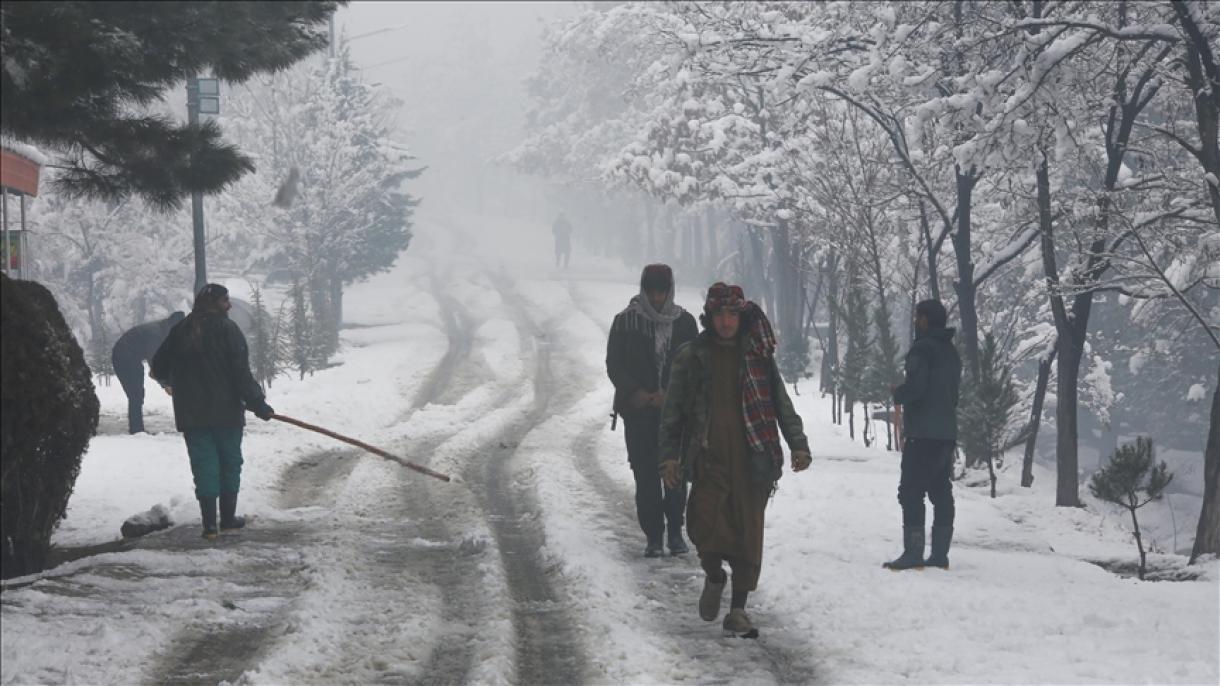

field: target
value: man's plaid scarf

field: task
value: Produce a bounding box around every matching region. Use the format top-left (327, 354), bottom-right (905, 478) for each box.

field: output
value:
top-left (741, 304), bottom-right (783, 470)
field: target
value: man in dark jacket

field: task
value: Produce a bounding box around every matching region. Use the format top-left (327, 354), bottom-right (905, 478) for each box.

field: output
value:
top-left (151, 284), bottom-right (274, 540)
top-left (885, 299), bottom-right (962, 570)
top-left (607, 264), bottom-right (698, 557)
top-left (112, 311), bottom-right (185, 433)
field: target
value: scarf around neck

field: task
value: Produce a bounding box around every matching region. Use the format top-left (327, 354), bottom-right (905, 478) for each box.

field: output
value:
top-left (626, 283), bottom-right (684, 385)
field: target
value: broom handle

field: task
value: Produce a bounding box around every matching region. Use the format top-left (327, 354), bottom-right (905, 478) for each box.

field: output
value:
top-left (270, 414), bottom-right (451, 483)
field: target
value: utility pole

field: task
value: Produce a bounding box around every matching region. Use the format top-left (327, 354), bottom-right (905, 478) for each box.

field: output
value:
top-left (186, 77), bottom-right (220, 296)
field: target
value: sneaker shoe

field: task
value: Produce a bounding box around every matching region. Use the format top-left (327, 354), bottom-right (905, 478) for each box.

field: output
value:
top-left (644, 544), bottom-right (664, 558)
top-left (668, 539), bottom-right (689, 556)
top-left (722, 608), bottom-right (758, 638)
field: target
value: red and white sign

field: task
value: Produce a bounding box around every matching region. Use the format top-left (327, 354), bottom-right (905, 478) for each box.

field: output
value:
top-left (0, 148), bottom-right (41, 197)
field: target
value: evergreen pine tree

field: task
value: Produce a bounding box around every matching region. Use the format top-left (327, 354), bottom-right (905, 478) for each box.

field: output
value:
top-left (90, 322), bottom-right (115, 385)
top-left (0, 2), bottom-right (340, 209)
top-left (248, 285), bottom-right (279, 389)
top-left (866, 300), bottom-right (903, 450)
top-left (778, 335), bottom-right (812, 396)
top-left (1089, 437), bottom-right (1173, 580)
top-left (291, 280), bottom-right (314, 380)
top-left (960, 332), bottom-right (1021, 496)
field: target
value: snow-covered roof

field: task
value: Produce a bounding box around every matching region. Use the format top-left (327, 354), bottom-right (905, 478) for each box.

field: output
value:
top-left (0, 136), bottom-right (50, 166)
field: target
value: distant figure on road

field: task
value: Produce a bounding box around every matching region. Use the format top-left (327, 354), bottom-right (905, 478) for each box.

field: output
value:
top-left (552, 212), bottom-right (573, 268)
top-left (111, 311), bottom-right (185, 434)
top-left (659, 283), bottom-right (811, 638)
top-left (151, 284), bottom-right (274, 540)
top-left (885, 298), bottom-right (962, 571)
top-left (607, 264), bottom-right (698, 559)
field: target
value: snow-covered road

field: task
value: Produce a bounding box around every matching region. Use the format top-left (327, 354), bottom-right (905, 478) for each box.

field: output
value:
top-left (2, 211), bottom-right (1217, 685)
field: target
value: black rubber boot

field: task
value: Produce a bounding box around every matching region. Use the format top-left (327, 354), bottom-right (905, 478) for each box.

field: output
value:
top-left (219, 493), bottom-right (246, 533)
top-left (925, 526), bottom-right (953, 569)
top-left (199, 497), bottom-right (219, 540)
top-left (883, 527), bottom-right (925, 570)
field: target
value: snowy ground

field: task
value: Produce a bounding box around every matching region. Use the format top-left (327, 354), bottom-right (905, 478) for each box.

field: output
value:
top-left (2, 209), bottom-right (1217, 685)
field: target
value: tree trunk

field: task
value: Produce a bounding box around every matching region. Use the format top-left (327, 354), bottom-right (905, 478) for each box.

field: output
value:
top-left (644, 199), bottom-right (656, 260)
top-left (705, 207), bottom-right (719, 274)
top-left (771, 222), bottom-right (801, 344)
top-left (1037, 155), bottom-right (1087, 507)
top-left (1022, 347), bottom-right (1056, 487)
top-left (823, 249), bottom-right (840, 401)
top-left (847, 399), bottom-right (855, 440)
top-left (1130, 501), bottom-right (1146, 581)
top-left (692, 211), bottom-right (705, 278)
top-left (1171, 3), bottom-right (1220, 229)
top-left (885, 400), bottom-right (893, 451)
top-left (1190, 363), bottom-right (1220, 564)
top-left (1055, 333), bottom-right (1085, 507)
top-left (987, 451), bottom-right (997, 499)
top-left (862, 402), bottom-right (871, 447)
top-left (952, 170), bottom-right (981, 378)
top-left (918, 200), bottom-right (939, 301)
top-left (329, 271), bottom-right (343, 333)
top-left (747, 226), bottom-right (773, 319)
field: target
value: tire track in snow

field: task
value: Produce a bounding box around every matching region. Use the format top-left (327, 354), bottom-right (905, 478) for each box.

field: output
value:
top-left (152, 260), bottom-right (497, 685)
top-left (458, 269), bottom-right (589, 685)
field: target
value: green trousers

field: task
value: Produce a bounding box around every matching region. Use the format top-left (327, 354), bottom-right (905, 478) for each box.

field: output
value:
top-left (183, 427), bottom-right (244, 499)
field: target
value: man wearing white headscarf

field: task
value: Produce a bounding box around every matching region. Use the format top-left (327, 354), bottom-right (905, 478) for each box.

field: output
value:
top-left (607, 264), bottom-right (699, 557)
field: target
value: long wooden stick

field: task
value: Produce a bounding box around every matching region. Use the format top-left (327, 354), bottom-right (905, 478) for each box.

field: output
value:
top-left (271, 414), bottom-right (451, 482)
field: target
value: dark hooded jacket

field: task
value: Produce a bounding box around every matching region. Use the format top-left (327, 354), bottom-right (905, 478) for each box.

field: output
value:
top-left (150, 311), bottom-right (267, 431)
top-left (893, 326), bottom-right (962, 441)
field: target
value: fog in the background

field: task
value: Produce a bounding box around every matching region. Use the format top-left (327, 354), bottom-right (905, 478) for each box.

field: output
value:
top-left (335, 1), bottom-right (577, 224)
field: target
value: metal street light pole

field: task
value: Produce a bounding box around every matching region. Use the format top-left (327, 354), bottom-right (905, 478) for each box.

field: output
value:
top-left (186, 76), bottom-right (220, 296)
top-left (187, 78), bottom-right (206, 295)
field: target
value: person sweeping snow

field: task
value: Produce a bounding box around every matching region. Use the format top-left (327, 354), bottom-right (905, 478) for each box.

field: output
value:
top-left (659, 283), bottom-right (812, 638)
top-left (151, 284), bottom-right (274, 540)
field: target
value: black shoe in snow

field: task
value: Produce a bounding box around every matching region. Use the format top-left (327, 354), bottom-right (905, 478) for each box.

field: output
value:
top-left (722, 609), bottom-right (758, 639)
top-left (883, 527), bottom-right (926, 571)
top-left (924, 526), bottom-right (953, 569)
top-left (668, 538), bottom-right (689, 556)
top-left (644, 544), bottom-right (665, 558)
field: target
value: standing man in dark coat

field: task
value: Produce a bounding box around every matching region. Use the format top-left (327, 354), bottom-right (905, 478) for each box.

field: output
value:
top-left (552, 212), bottom-right (573, 269)
top-left (659, 283), bottom-right (811, 637)
top-left (885, 299), bottom-right (962, 570)
top-left (151, 284), bottom-right (274, 540)
top-left (607, 264), bottom-right (698, 557)
top-left (112, 311), bottom-right (186, 434)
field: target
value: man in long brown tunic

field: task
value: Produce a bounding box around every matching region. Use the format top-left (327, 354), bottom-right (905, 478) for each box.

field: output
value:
top-left (659, 283), bottom-right (811, 637)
